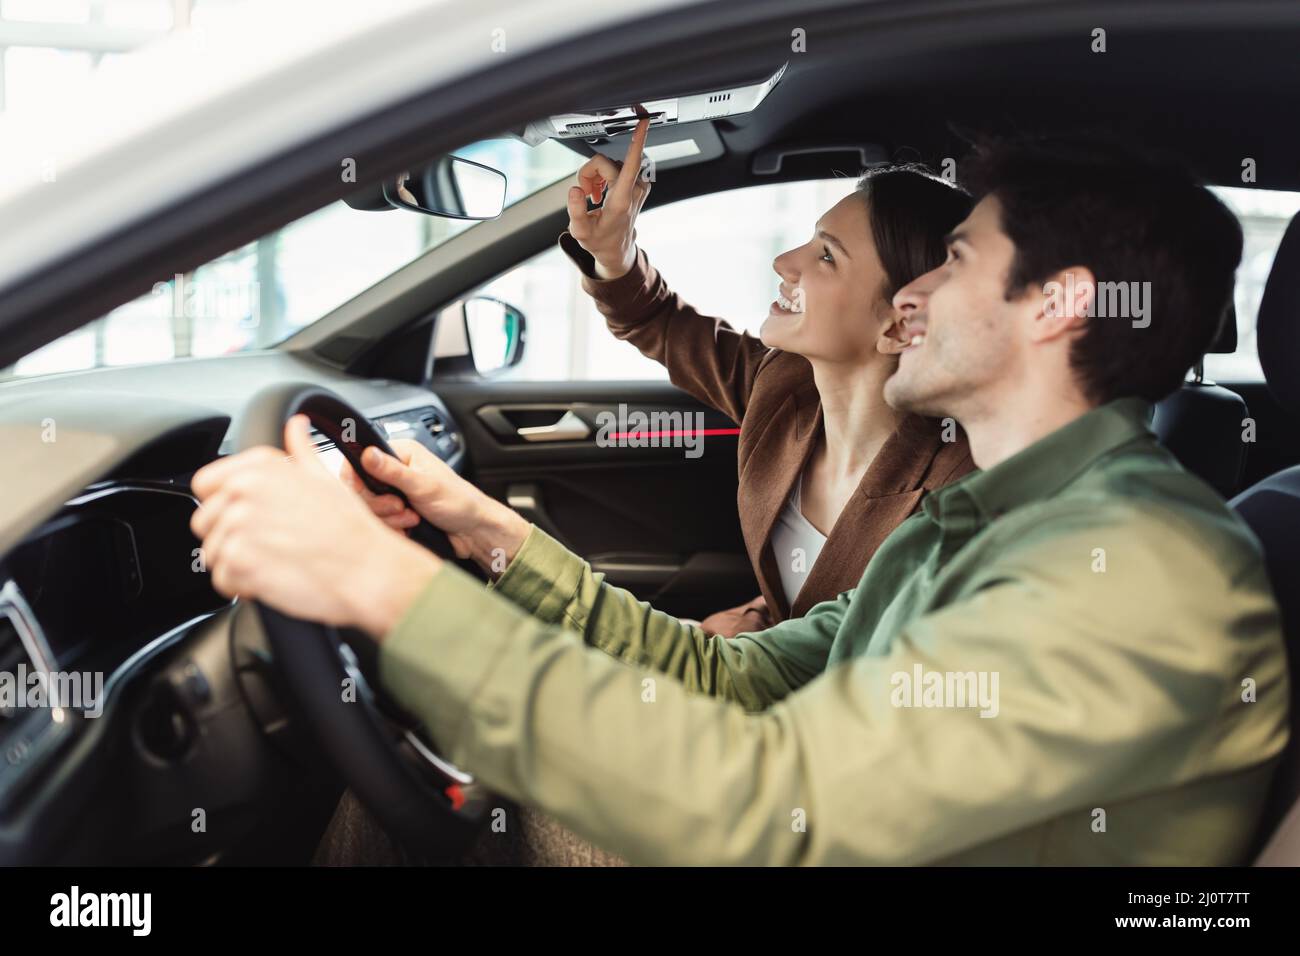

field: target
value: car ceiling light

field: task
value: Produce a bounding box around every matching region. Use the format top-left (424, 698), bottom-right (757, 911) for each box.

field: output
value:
top-left (645, 140), bottom-right (701, 163)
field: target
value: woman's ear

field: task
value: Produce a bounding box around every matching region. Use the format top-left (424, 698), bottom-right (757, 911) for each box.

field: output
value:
top-left (877, 313), bottom-right (913, 356)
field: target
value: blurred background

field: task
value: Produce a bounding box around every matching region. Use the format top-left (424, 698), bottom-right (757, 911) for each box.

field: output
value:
top-left (2, 0), bottom-right (1296, 385)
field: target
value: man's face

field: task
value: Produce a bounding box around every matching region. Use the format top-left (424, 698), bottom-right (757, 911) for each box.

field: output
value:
top-left (883, 196), bottom-right (1027, 419)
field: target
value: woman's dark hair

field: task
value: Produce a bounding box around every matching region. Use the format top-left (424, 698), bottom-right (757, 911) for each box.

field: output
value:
top-left (960, 133), bottom-right (1243, 405)
top-left (854, 163), bottom-right (973, 302)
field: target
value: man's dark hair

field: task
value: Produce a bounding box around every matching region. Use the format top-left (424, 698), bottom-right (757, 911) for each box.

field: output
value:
top-left (961, 134), bottom-right (1243, 404)
top-left (855, 163), bottom-right (973, 303)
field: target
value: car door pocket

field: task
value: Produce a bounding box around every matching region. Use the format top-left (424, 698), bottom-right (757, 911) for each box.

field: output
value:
top-left (505, 483), bottom-right (570, 545)
top-left (588, 553), bottom-right (685, 589)
top-left (590, 551), bottom-right (757, 611)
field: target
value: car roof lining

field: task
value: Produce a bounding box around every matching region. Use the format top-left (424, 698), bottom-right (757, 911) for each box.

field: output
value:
top-left (556, 26), bottom-right (1300, 191)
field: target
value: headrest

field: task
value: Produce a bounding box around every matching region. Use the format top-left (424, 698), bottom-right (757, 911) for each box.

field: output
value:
top-left (1210, 302), bottom-right (1237, 354)
top-left (1257, 211), bottom-right (1300, 414)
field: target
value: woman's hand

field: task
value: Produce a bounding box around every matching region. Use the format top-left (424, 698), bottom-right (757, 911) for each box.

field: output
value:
top-left (700, 595), bottom-right (772, 638)
top-left (566, 116), bottom-right (652, 279)
top-left (339, 438), bottom-right (530, 576)
top-left (189, 415), bottom-right (442, 640)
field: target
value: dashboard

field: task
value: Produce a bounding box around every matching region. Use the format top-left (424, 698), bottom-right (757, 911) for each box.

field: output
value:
top-left (4, 487), bottom-right (222, 674)
top-left (0, 398), bottom-right (461, 677)
top-left (313, 403), bottom-right (463, 476)
top-left (0, 357), bottom-right (467, 858)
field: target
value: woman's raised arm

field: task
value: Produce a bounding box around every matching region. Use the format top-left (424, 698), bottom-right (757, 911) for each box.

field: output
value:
top-left (563, 118), bottom-right (770, 424)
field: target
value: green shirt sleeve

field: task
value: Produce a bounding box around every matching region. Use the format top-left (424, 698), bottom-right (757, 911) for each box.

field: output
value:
top-left (488, 523), bottom-right (837, 709)
top-left (377, 506), bottom-right (1286, 866)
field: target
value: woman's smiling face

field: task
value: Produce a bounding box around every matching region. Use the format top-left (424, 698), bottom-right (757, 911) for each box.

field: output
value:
top-left (761, 194), bottom-right (896, 364)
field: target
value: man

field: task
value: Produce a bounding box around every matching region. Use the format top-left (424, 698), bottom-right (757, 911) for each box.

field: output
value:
top-left (191, 135), bottom-right (1288, 865)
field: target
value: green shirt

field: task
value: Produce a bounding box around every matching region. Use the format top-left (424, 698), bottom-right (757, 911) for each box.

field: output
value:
top-left (379, 396), bottom-right (1288, 864)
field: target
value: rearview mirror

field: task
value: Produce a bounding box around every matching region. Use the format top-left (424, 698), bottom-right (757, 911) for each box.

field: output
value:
top-left (464, 296), bottom-right (526, 376)
top-left (383, 155), bottom-right (507, 220)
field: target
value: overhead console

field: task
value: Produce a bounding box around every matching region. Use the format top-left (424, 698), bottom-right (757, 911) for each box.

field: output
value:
top-left (507, 63), bottom-right (789, 175)
top-left (522, 62), bottom-right (787, 141)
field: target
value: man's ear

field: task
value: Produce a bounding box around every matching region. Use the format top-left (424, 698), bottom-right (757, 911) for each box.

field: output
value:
top-left (1035, 265), bottom-right (1095, 340)
top-left (877, 313), bottom-right (913, 356)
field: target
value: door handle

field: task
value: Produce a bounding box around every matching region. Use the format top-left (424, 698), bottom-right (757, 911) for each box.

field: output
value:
top-left (515, 410), bottom-right (590, 442)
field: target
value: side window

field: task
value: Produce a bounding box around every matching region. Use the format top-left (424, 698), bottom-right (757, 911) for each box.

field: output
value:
top-left (472, 180), bottom-right (1300, 385)
top-left (474, 178), bottom-right (862, 381)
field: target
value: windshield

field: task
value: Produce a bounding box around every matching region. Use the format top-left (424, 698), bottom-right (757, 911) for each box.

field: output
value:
top-left (2, 137), bottom-right (583, 379)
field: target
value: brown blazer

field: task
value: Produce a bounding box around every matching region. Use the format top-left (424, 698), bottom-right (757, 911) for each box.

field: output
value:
top-left (559, 232), bottom-right (977, 623)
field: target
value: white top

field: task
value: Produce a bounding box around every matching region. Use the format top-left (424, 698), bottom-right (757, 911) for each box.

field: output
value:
top-left (769, 473), bottom-right (829, 608)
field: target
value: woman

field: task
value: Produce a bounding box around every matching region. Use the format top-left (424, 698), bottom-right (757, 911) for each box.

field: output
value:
top-left (561, 120), bottom-right (976, 636)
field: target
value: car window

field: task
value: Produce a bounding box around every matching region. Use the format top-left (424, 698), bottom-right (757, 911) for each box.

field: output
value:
top-left (474, 177), bottom-right (864, 381)
top-left (1, 137), bottom-right (583, 379)
top-left (472, 181), bottom-right (1300, 384)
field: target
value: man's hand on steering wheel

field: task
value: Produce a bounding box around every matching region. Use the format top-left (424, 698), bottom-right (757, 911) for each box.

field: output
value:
top-left (190, 414), bottom-right (442, 640)
top-left (207, 387), bottom-right (496, 854)
top-left (338, 437), bottom-right (530, 577)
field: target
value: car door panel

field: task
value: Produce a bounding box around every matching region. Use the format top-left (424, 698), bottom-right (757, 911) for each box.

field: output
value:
top-left (437, 379), bottom-right (758, 619)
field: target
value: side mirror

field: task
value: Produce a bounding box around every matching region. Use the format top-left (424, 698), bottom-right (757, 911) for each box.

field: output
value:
top-left (382, 155), bottom-right (507, 220)
top-left (463, 296), bottom-right (526, 376)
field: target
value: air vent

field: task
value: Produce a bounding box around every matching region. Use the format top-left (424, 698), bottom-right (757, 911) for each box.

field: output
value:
top-left (0, 613), bottom-right (26, 726)
top-left (308, 427), bottom-right (336, 453)
top-left (0, 587), bottom-right (64, 797)
top-left (417, 408), bottom-right (446, 438)
top-left (566, 121), bottom-right (605, 138)
top-left (0, 588), bottom-right (49, 730)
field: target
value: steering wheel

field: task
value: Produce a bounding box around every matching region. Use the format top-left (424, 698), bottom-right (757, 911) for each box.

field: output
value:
top-left (234, 382), bottom-right (490, 858)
